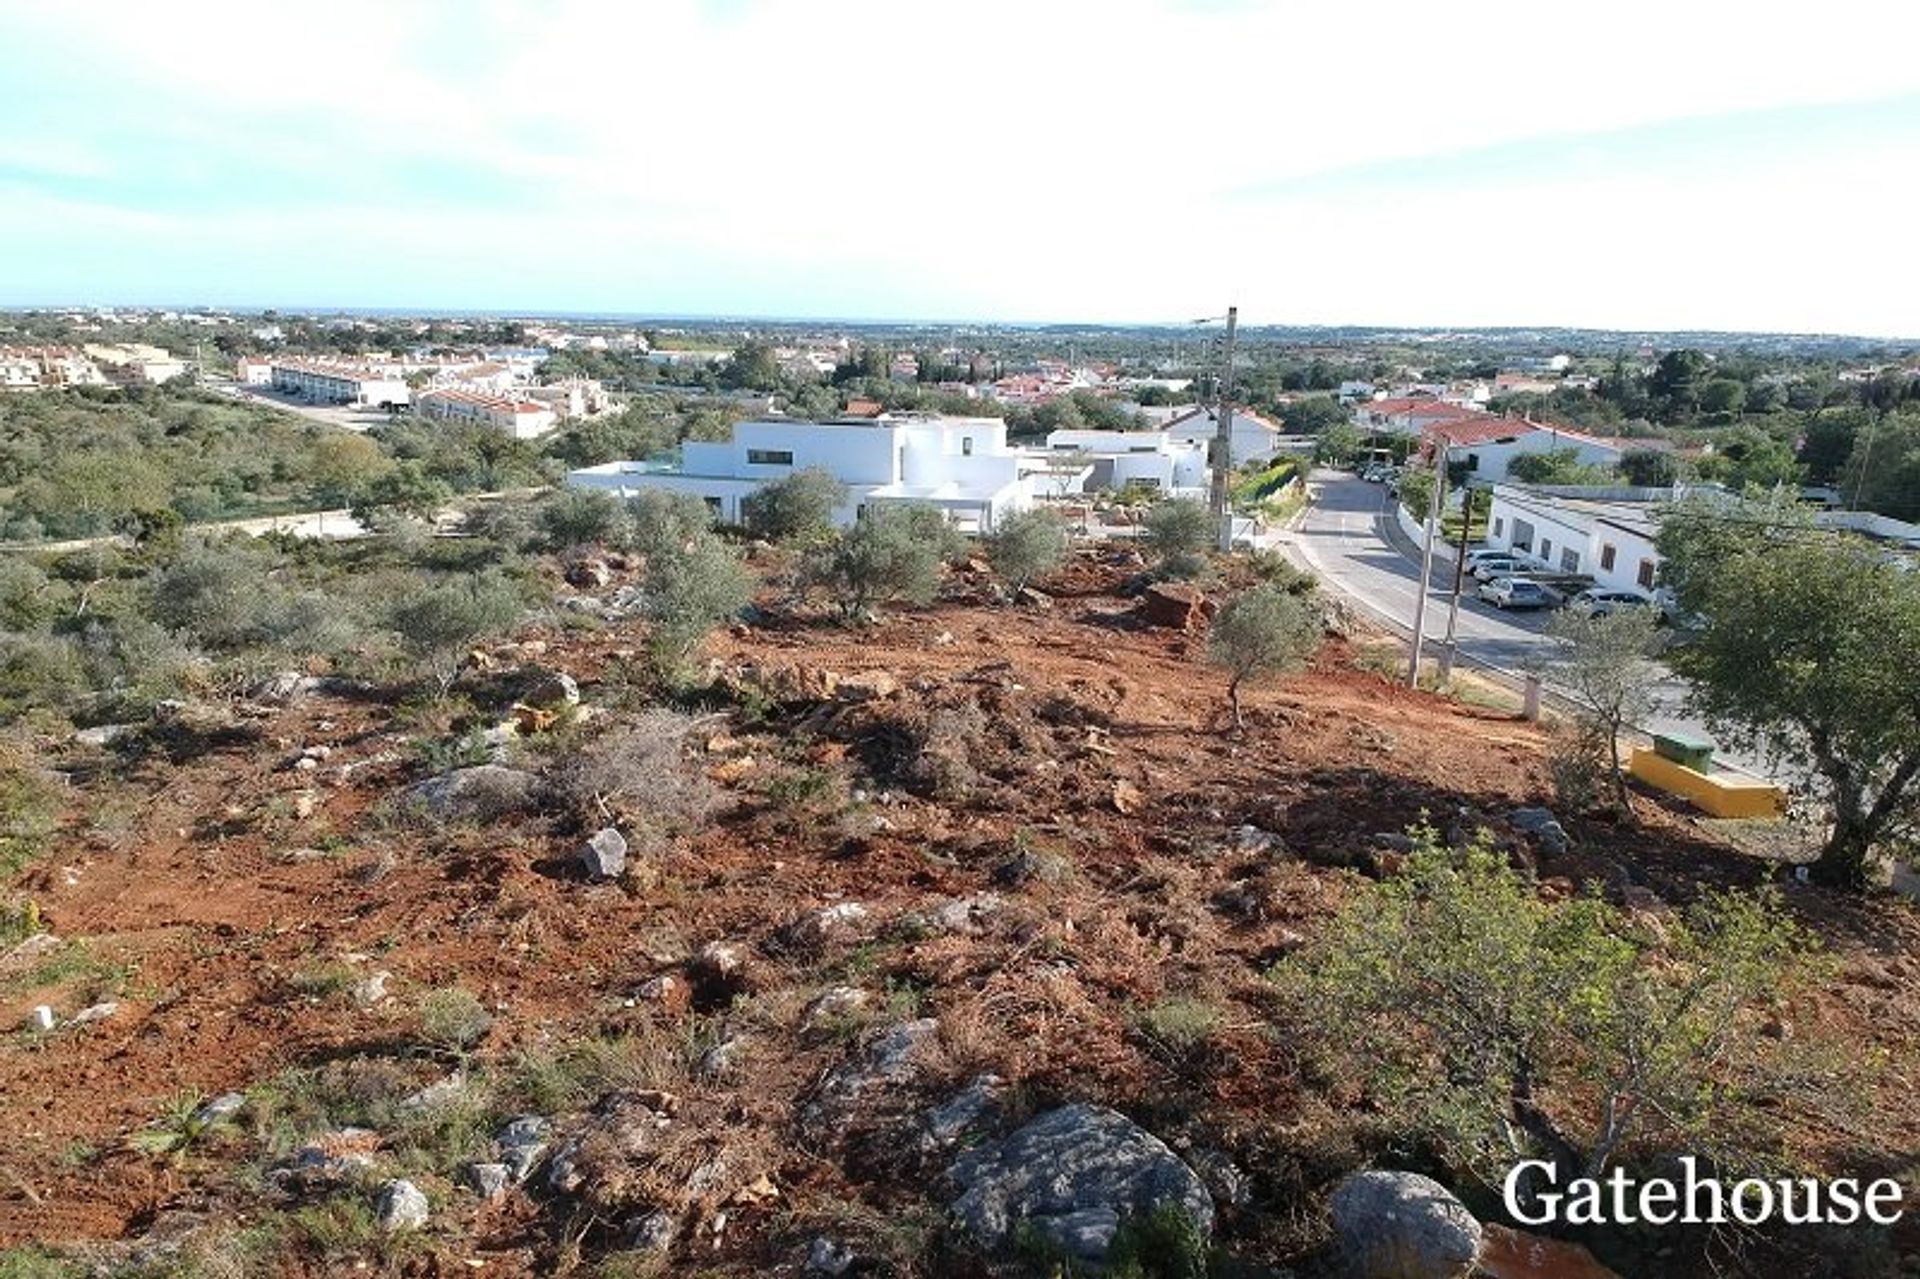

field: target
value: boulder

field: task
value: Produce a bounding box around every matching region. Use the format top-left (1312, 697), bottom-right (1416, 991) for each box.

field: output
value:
top-left (807, 1236), bottom-right (857, 1275)
top-left (498, 1115), bottom-right (551, 1184)
top-left (948, 1103), bottom-right (1213, 1264)
top-left (835, 670), bottom-right (900, 703)
top-left (1329, 1170), bottom-right (1481, 1279)
top-left (786, 902), bottom-right (872, 948)
top-left (521, 669), bottom-right (581, 709)
top-left (919, 1074), bottom-right (1006, 1154)
top-left (1141, 582), bottom-right (1214, 631)
top-left (466, 1162), bottom-right (511, 1201)
top-left (1015, 586), bottom-right (1054, 610)
top-left (1509, 807), bottom-right (1571, 856)
top-left (374, 1179), bottom-right (430, 1232)
top-left (566, 559), bottom-right (613, 588)
top-left (194, 1092), bottom-right (246, 1126)
top-left (581, 827), bottom-right (628, 880)
top-left (801, 985), bottom-right (870, 1032)
top-left (404, 766), bottom-right (540, 822)
top-left (628, 1210), bottom-right (677, 1253)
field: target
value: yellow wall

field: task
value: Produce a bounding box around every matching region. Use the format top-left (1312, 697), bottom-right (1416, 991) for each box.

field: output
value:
top-left (1628, 747), bottom-right (1785, 819)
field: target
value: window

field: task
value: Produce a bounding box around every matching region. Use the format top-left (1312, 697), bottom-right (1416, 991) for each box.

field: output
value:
top-left (1466, 452), bottom-right (1480, 471)
top-left (1539, 537), bottom-right (1553, 561)
top-left (1560, 548), bottom-right (1579, 572)
top-left (1511, 518), bottom-right (1533, 551)
top-left (1636, 559), bottom-right (1657, 588)
top-left (1492, 517), bottom-right (1505, 537)
top-left (961, 436), bottom-right (973, 456)
top-left (703, 496), bottom-right (722, 514)
top-left (1600, 544), bottom-right (1617, 571)
top-left (746, 448), bottom-right (793, 466)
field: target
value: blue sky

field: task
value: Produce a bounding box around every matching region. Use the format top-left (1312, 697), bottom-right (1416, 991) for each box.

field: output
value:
top-left (3, 0), bottom-right (1919, 335)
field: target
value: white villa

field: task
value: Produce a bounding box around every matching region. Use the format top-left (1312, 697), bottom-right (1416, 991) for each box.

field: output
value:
top-left (1425, 417), bottom-right (1626, 484)
top-left (1043, 429), bottom-right (1209, 499)
top-left (1483, 484), bottom-right (1665, 591)
top-left (567, 416), bottom-right (1042, 532)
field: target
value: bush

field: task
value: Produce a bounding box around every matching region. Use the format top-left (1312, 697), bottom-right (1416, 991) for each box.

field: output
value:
top-left (986, 507), bottom-right (1068, 595)
top-left (741, 467), bottom-right (845, 544)
top-left (625, 490), bottom-right (715, 561)
top-left (1207, 583), bottom-right (1320, 727)
top-left (417, 986), bottom-right (493, 1052)
top-left (810, 504), bottom-right (961, 619)
top-left (1142, 498), bottom-right (1213, 578)
top-left (386, 570), bottom-right (525, 692)
top-left (644, 537), bottom-right (753, 678)
top-left (533, 487), bottom-right (623, 550)
top-left (545, 710), bottom-right (717, 838)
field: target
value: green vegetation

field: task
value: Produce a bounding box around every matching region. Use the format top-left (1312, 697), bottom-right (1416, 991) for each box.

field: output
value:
top-left (1228, 456), bottom-right (1300, 505)
top-left (1141, 498), bottom-right (1213, 579)
top-left (985, 507), bottom-right (1068, 595)
top-left (742, 467), bottom-right (845, 544)
top-left (1207, 583), bottom-right (1320, 728)
top-left (1279, 826), bottom-right (1837, 1186)
top-left (809, 504), bottom-right (962, 619)
top-left (1537, 606), bottom-right (1666, 816)
top-left (1659, 496), bottom-right (1920, 887)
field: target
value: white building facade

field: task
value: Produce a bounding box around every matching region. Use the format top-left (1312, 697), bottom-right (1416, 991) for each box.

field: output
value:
top-left (270, 360), bottom-right (410, 408)
top-left (1484, 484), bottom-right (1664, 592)
top-left (1432, 420), bottom-right (1624, 484)
top-left (1043, 429), bottom-right (1209, 499)
top-left (567, 416), bottom-right (1036, 532)
top-left (415, 388), bottom-right (558, 439)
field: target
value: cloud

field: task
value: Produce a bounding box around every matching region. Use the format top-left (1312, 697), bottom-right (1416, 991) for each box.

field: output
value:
top-left (1, 0), bottom-right (1918, 332)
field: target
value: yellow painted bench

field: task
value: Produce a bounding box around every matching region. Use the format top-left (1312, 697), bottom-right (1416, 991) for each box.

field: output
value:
top-left (1628, 747), bottom-right (1786, 819)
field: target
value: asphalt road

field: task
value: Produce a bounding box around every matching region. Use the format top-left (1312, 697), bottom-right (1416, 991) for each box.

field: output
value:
top-left (1281, 469), bottom-right (1774, 780)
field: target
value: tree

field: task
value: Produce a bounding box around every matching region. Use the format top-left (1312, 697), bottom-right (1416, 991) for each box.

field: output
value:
top-left (1508, 449), bottom-right (1611, 486)
top-left (1538, 607), bottom-right (1666, 815)
top-left (1281, 395), bottom-right (1350, 437)
top-left (1278, 829), bottom-right (1833, 1188)
top-left (387, 571), bottom-right (525, 693)
top-left (741, 467), bottom-right (845, 544)
top-left (350, 462), bottom-right (450, 530)
top-left (1142, 498), bottom-right (1213, 578)
top-left (533, 488), bottom-right (623, 551)
top-left (811, 503), bottom-right (960, 619)
top-left (1617, 447), bottom-right (1677, 488)
top-left (1647, 348), bottom-right (1710, 422)
top-left (1313, 421), bottom-right (1365, 466)
top-left (304, 433), bottom-right (390, 507)
top-left (721, 342), bottom-right (783, 391)
top-left (1797, 409), bottom-right (1865, 487)
top-left (1396, 467), bottom-right (1435, 521)
top-left (1207, 584), bottom-right (1320, 728)
top-left (1718, 426), bottom-right (1803, 492)
top-left (1697, 377), bottom-right (1748, 417)
top-left (986, 507), bottom-right (1068, 595)
top-left (1659, 497), bottom-right (1920, 887)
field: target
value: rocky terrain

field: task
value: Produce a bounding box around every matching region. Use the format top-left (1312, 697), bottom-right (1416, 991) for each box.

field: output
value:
top-left (1, 549), bottom-right (1915, 1277)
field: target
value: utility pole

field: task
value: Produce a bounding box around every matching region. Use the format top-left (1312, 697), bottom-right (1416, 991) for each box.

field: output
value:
top-left (1437, 477), bottom-right (1475, 686)
top-left (1406, 436), bottom-right (1447, 687)
top-left (1208, 305), bottom-right (1238, 551)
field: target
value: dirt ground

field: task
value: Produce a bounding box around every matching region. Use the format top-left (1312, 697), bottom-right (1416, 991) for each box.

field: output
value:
top-left (2, 551), bottom-right (1916, 1275)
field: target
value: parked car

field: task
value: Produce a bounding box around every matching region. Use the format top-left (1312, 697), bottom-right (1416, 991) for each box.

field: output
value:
top-left (1479, 578), bottom-right (1562, 609)
top-left (1566, 587), bottom-right (1654, 619)
top-left (1470, 555), bottom-right (1537, 582)
top-left (1461, 547), bottom-right (1512, 570)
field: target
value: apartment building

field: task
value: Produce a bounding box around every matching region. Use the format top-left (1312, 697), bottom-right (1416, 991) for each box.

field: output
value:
top-left (414, 387), bottom-right (558, 439)
top-left (270, 359), bottom-right (410, 408)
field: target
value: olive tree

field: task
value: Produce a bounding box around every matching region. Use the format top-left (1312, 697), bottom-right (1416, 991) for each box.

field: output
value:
top-left (811, 503), bottom-right (960, 620)
top-left (1278, 829), bottom-right (1837, 1188)
top-left (1659, 497), bottom-right (1920, 887)
top-left (1538, 606), bottom-right (1666, 816)
top-left (534, 487), bottom-right (623, 551)
top-left (387, 570), bottom-right (525, 693)
top-left (1207, 583), bottom-right (1320, 728)
top-left (644, 537), bottom-right (753, 680)
top-left (1142, 498), bottom-right (1213, 579)
top-left (625, 490), bottom-right (715, 561)
top-left (741, 467), bottom-right (845, 544)
top-left (986, 507), bottom-right (1068, 595)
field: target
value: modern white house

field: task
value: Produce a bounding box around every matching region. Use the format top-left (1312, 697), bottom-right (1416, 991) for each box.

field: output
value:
top-left (1353, 396), bottom-right (1490, 437)
top-left (1042, 429), bottom-right (1210, 499)
top-left (270, 360), bottom-right (410, 408)
top-left (1425, 417), bottom-right (1625, 484)
top-left (567, 416), bottom-right (1037, 532)
top-left (1160, 406), bottom-right (1283, 466)
top-left (1483, 484), bottom-right (1665, 591)
top-left (415, 388), bottom-right (558, 440)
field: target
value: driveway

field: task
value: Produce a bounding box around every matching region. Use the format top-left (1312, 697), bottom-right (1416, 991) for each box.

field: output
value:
top-left (1280, 469), bottom-right (1774, 780)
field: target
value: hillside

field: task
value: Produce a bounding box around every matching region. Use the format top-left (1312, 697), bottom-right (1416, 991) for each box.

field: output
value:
top-left (0, 549), bottom-right (1915, 1278)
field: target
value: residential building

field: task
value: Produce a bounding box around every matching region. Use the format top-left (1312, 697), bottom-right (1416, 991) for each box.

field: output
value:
top-left (522, 378), bottom-right (610, 420)
top-left (566, 416), bottom-right (1034, 533)
top-left (269, 359), bottom-right (410, 407)
top-left (1043, 429), bottom-right (1209, 499)
top-left (415, 388), bottom-right (558, 439)
top-left (0, 345), bottom-right (108, 390)
top-left (236, 358), bottom-right (273, 385)
top-left (83, 343), bottom-right (188, 385)
top-left (1161, 406), bottom-right (1283, 466)
top-left (1422, 417), bottom-right (1624, 483)
top-left (1353, 395), bottom-right (1489, 436)
top-left (1483, 484), bottom-right (1664, 591)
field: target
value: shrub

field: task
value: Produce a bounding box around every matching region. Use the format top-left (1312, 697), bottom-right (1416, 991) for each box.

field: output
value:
top-left (644, 537), bottom-right (753, 680)
top-left (1207, 584), bottom-right (1320, 727)
top-left (534, 487), bottom-right (623, 551)
top-left (386, 570), bottom-right (525, 692)
top-left (1276, 826), bottom-right (1841, 1186)
top-left (545, 710), bottom-right (717, 837)
top-left (625, 490), bottom-right (715, 561)
top-left (810, 503), bottom-right (961, 619)
top-left (986, 507), bottom-right (1068, 595)
top-left (1142, 498), bottom-right (1213, 579)
top-left (741, 467), bottom-right (845, 544)
top-left (0, 559), bottom-right (60, 630)
top-left (417, 986), bottom-right (493, 1053)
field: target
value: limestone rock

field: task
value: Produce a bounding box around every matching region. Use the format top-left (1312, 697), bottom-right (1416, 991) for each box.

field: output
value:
top-left (1329, 1169), bottom-right (1481, 1279)
top-left (948, 1103), bottom-right (1213, 1264)
top-left (375, 1179), bottom-right (430, 1232)
top-left (404, 766), bottom-right (540, 821)
top-left (581, 827), bottom-right (628, 880)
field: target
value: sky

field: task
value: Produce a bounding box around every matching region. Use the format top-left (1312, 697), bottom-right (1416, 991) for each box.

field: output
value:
top-left (3, 0), bottom-right (1919, 336)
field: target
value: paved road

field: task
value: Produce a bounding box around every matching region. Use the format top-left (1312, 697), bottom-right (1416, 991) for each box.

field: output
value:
top-left (1280, 469), bottom-right (1774, 780)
